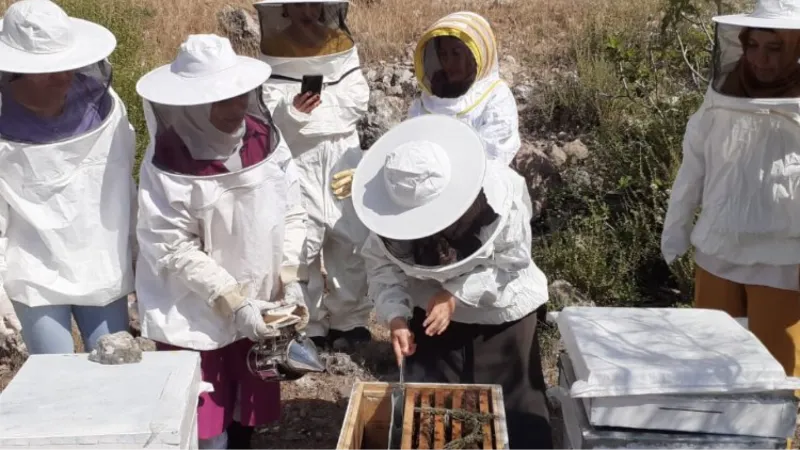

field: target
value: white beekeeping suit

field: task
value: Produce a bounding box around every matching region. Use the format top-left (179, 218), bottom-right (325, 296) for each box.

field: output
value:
top-left (254, 0), bottom-right (372, 349)
top-left (135, 35), bottom-right (309, 351)
top-left (662, 4), bottom-right (800, 280)
top-left (353, 115), bottom-right (548, 328)
top-left (352, 115), bottom-right (552, 449)
top-left (408, 11), bottom-right (520, 166)
top-left (661, 0), bottom-right (800, 378)
top-left (0, 0), bottom-right (136, 353)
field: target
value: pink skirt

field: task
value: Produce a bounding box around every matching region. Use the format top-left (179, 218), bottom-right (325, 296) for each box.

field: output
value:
top-left (156, 339), bottom-right (280, 439)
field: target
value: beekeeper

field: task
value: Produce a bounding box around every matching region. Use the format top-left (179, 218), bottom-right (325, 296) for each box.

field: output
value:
top-left (0, 0), bottom-right (135, 354)
top-left (662, 0), bottom-right (800, 380)
top-left (409, 12), bottom-right (520, 166)
top-left (255, 0), bottom-right (372, 351)
top-left (134, 34), bottom-right (309, 450)
top-left (355, 115), bottom-right (553, 449)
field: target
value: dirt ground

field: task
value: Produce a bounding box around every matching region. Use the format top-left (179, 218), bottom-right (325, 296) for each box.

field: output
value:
top-left (252, 317), bottom-right (564, 449)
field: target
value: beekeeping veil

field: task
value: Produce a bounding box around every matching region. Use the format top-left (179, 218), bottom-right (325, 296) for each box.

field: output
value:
top-left (136, 34), bottom-right (279, 174)
top-left (712, 0), bottom-right (800, 98)
top-left (255, 0), bottom-right (353, 58)
top-left (414, 12), bottom-right (498, 99)
top-left (0, 0), bottom-right (116, 144)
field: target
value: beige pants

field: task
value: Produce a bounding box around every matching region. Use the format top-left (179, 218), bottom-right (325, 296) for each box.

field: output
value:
top-left (695, 266), bottom-right (800, 378)
top-left (696, 265), bottom-right (800, 449)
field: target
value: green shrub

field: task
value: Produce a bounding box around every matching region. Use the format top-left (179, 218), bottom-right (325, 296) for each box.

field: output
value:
top-left (57, 0), bottom-right (153, 176)
top-left (531, 1), bottom-right (717, 307)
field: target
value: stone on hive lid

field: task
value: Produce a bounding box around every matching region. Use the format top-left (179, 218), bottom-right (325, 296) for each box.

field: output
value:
top-left (88, 331), bottom-right (142, 365)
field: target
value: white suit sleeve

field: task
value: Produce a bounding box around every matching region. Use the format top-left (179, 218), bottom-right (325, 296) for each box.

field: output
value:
top-left (362, 233), bottom-right (413, 325)
top-left (442, 192), bottom-right (532, 308)
top-left (408, 97), bottom-right (424, 119)
top-left (476, 83), bottom-right (521, 166)
top-left (137, 169), bottom-right (237, 306)
top-left (264, 72), bottom-right (370, 139)
top-left (661, 112), bottom-right (705, 264)
top-left (280, 158), bottom-right (308, 284)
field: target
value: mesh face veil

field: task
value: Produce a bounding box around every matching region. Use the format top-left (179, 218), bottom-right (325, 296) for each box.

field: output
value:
top-left (712, 23), bottom-right (800, 98)
top-left (255, 1), bottom-right (354, 58)
top-left (0, 60), bottom-right (113, 144)
top-left (145, 87), bottom-right (281, 176)
top-left (414, 12), bottom-right (498, 98)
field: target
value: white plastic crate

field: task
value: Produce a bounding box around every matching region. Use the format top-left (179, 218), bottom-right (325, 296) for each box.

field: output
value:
top-left (0, 351), bottom-right (202, 448)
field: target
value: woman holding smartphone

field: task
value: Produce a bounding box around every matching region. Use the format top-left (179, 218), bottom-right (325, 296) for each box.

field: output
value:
top-left (254, 0), bottom-right (373, 352)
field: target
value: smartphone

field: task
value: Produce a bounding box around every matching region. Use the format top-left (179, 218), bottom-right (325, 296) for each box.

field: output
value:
top-left (301, 74), bottom-right (323, 96)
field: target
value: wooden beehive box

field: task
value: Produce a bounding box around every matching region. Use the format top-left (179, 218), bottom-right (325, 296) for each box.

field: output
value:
top-left (337, 382), bottom-right (509, 449)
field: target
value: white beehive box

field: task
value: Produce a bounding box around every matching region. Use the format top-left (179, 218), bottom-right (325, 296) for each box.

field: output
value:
top-left (548, 385), bottom-right (789, 449)
top-left (558, 351), bottom-right (797, 438)
top-left (555, 307), bottom-right (800, 398)
top-left (0, 351), bottom-right (202, 448)
top-left (550, 307), bottom-right (800, 438)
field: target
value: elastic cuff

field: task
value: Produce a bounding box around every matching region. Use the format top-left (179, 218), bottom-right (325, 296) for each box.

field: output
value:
top-left (286, 104), bottom-right (312, 123)
top-left (384, 310), bottom-right (412, 328)
top-left (280, 265), bottom-right (308, 284)
top-left (209, 281), bottom-right (241, 315)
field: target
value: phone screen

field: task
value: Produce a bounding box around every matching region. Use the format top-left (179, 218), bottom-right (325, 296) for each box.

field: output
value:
top-left (301, 75), bottom-right (323, 96)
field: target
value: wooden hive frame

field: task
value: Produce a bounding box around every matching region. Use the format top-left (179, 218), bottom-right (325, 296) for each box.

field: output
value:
top-left (337, 382), bottom-right (509, 450)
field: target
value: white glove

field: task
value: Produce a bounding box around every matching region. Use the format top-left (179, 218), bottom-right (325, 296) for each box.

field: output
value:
top-left (214, 286), bottom-right (279, 342)
top-left (0, 291), bottom-right (21, 336)
top-left (281, 281), bottom-right (310, 331)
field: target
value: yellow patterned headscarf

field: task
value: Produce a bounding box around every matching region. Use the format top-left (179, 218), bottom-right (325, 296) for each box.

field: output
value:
top-left (414, 12), bottom-right (498, 96)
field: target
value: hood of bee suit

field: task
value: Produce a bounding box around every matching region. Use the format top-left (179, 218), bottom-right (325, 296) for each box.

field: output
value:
top-left (413, 11), bottom-right (499, 97)
top-left (168, 103), bottom-right (246, 161)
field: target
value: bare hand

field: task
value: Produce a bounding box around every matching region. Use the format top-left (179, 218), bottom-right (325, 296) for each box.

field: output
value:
top-left (389, 317), bottom-right (416, 367)
top-left (423, 290), bottom-right (456, 336)
top-left (293, 92), bottom-right (321, 114)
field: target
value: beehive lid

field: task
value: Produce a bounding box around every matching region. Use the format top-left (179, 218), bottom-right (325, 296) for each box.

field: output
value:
top-left (556, 307), bottom-right (800, 398)
top-left (0, 351), bottom-right (201, 448)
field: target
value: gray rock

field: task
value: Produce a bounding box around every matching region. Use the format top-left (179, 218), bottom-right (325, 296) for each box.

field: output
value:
top-left (563, 139), bottom-right (589, 162)
top-left (512, 83), bottom-right (535, 105)
top-left (499, 55), bottom-right (520, 86)
top-left (0, 330), bottom-right (27, 372)
top-left (548, 144), bottom-right (568, 168)
top-left (135, 336), bottom-right (157, 352)
top-left (511, 142), bottom-right (561, 218)
top-left (217, 6), bottom-right (261, 55)
top-left (548, 280), bottom-right (595, 311)
top-left (358, 92), bottom-right (407, 149)
top-left (88, 331), bottom-right (142, 365)
top-left (320, 352), bottom-right (369, 378)
top-left (386, 85), bottom-right (404, 97)
top-left (396, 69), bottom-right (413, 85)
top-left (127, 293), bottom-right (140, 336)
top-left (564, 168), bottom-right (593, 189)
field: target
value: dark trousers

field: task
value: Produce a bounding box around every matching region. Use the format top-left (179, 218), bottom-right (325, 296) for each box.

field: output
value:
top-left (407, 307), bottom-right (553, 449)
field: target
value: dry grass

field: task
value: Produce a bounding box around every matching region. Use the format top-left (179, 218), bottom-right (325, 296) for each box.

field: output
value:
top-left (0, 0), bottom-right (661, 70)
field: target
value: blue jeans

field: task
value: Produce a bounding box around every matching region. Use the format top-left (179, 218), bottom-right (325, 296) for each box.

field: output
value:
top-left (11, 297), bottom-right (129, 355)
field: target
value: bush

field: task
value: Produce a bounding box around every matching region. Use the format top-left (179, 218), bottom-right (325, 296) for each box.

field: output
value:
top-left (56, 0), bottom-right (153, 175)
top-left (531, 0), bottom-right (720, 307)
